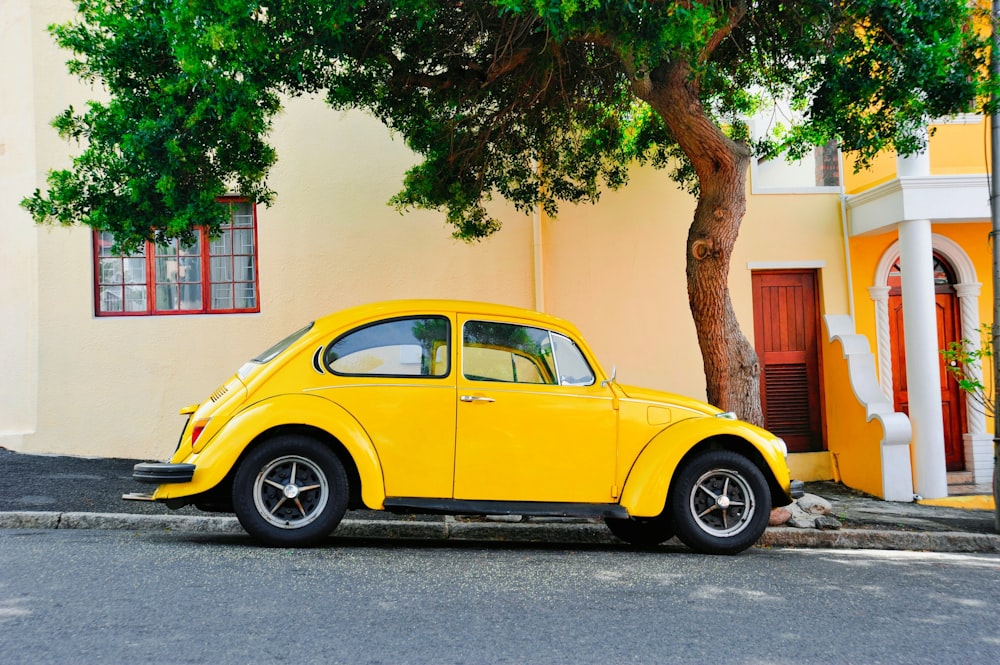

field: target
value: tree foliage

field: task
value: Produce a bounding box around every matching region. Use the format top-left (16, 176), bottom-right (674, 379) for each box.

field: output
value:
top-left (26, 1), bottom-right (992, 250)
top-left (22, 0), bottom-right (996, 418)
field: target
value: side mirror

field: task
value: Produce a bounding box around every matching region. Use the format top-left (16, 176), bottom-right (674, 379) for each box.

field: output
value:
top-left (601, 365), bottom-right (617, 388)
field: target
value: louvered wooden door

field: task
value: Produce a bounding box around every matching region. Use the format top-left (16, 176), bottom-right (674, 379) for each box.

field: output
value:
top-left (752, 270), bottom-right (824, 452)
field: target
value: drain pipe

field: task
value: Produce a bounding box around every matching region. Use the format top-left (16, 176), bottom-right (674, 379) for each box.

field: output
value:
top-left (839, 155), bottom-right (856, 323)
top-left (532, 204), bottom-right (545, 312)
top-left (990, 0), bottom-right (1000, 532)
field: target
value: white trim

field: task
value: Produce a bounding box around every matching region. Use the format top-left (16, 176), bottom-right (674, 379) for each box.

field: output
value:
top-left (931, 113), bottom-right (983, 126)
top-left (746, 261), bottom-right (826, 270)
top-left (846, 175), bottom-right (990, 236)
top-left (824, 314), bottom-right (914, 501)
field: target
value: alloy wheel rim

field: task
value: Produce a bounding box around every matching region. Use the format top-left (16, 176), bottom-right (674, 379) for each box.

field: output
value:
top-left (688, 468), bottom-right (755, 537)
top-left (253, 455), bottom-right (329, 529)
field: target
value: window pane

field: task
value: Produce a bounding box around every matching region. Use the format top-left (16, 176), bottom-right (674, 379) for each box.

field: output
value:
top-left (179, 283), bottom-right (202, 310)
top-left (235, 256), bottom-right (254, 282)
top-left (235, 282), bottom-right (256, 308)
top-left (100, 258), bottom-right (123, 285)
top-left (157, 240), bottom-right (178, 257)
top-left (156, 284), bottom-right (178, 310)
top-left (179, 233), bottom-right (201, 257)
top-left (100, 286), bottom-right (123, 312)
top-left (122, 257), bottom-right (146, 284)
top-left (463, 321), bottom-right (556, 384)
top-left (156, 257), bottom-right (177, 283)
top-left (212, 283), bottom-right (233, 309)
top-left (232, 202), bottom-right (254, 226)
top-left (98, 232), bottom-right (116, 257)
top-left (552, 334), bottom-right (595, 386)
top-left (178, 257), bottom-right (201, 283)
top-left (326, 317), bottom-right (450, 377)
top-left (124, 285), bottom-right (147, 312)
top-left (233, 229), bottom-right (254, 254)
top-left (211, 256), bottom-right (232, 282)
top-left (209, 230), bottom-right (231, 256)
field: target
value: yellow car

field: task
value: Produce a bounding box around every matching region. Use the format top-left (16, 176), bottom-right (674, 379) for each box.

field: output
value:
top-left (127, 300), bottom-right (799, 554)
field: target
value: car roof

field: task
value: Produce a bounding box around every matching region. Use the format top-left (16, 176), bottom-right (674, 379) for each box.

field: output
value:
top-left (314, 299), bottom-right (583, 334)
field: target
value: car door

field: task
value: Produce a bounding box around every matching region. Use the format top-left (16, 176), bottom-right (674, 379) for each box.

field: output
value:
top-left (312, 315), bottom-right (457, 499)
top-left (454, 316), bottom-right (618, 504)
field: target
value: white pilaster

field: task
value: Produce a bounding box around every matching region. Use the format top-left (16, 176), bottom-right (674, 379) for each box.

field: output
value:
top-left (867, 285), bottom-right (893, 402)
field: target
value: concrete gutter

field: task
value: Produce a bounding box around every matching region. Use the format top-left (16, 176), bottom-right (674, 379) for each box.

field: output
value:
top-left (3, 511), bottom-right (999, 553)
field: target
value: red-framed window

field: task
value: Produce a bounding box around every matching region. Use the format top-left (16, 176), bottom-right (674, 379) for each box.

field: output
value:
top-left (94, 199), bottom-right (260, 316)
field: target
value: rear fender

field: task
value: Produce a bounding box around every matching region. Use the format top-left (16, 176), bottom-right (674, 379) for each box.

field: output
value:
top-left (155, 393), bottom-right (386, 509)
top-left (619, 418), bottom-right (789, 517)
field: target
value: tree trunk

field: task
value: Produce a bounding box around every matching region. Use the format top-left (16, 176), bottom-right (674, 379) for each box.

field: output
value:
top-left (642, 63), bottom-right (764, 425)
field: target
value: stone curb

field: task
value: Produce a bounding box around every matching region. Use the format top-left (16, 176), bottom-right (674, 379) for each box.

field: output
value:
top-left (2, 511), bottom-right (999, 553)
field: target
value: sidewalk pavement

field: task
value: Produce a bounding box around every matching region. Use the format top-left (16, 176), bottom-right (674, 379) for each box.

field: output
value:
top-left (2, 448), bottom-right (998, 552)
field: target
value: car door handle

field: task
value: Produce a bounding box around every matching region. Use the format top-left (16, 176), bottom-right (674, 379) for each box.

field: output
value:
top-left (460, 395), bottom-right (495, 403)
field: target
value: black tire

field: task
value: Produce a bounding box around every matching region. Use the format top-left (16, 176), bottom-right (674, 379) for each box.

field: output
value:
top-left (232, 434), bottom-right (348, 546)
top-left (669, 450), bottom-right (770, 555)
top-left (605, 511), bottom-right (674, 546)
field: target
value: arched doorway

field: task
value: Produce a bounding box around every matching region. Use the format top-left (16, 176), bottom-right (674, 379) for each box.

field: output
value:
top-left (887, 253), bottom-right (967, 470)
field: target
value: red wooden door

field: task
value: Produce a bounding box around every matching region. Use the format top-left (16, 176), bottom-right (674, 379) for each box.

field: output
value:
top-left (751, 270), bottom-right (824, 453)
top-left (887, 256), bottom-right (967, 470)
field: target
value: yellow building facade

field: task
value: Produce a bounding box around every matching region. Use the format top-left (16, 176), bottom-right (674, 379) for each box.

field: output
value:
top-left (2, 0), bottom-right (994, 502)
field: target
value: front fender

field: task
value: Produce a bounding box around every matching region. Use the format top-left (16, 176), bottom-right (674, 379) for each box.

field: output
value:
top-left (619, 418), bottom-right (790, 517)
top-left (155, 393), bottom-right (386, 509)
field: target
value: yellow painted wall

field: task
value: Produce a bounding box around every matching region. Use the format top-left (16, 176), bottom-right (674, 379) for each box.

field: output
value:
top-left (842, 117), bottom-right (990, 194)
top-left (823, 331), bottom-right (886, 497)
top-left (929, 119), bottom-right (990, 175)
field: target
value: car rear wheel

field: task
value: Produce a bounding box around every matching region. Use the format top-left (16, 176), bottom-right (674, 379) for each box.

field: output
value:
top-left (233, 435), bottom-right (348, 546)
top-left (669, 450), bottom-right (770, 555)
top-left (605, 511), bottom-right (674, 546)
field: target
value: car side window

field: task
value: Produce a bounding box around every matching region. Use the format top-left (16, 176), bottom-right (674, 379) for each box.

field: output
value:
top-left (325, 317), bottom-right (450, 377)
top-left (551, 333), bottom-right (596, 386)
top-left (462, 321), bottom-right (558, 384)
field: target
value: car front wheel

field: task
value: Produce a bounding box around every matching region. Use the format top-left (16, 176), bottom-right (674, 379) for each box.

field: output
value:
top-left (233, 435), bottom-right (348, 546)
top-left (669, 450), bottom-right (770, 555)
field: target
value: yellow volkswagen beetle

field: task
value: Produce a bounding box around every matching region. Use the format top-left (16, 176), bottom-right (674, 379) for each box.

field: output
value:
top-left (127, 300), bottom-right (799, 554)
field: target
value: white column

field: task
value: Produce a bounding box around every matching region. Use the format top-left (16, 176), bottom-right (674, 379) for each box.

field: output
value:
top-left (896, 138), bottom-right (948, 498)
top-left (898, 218), bottom-right (949, 498)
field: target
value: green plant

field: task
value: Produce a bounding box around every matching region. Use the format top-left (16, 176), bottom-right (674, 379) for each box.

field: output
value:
top-left (941, 324), bottom-right (995, 419)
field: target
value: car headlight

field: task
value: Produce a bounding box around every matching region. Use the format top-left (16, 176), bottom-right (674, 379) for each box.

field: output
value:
top-left (774, 437), bottom-right (788, 459)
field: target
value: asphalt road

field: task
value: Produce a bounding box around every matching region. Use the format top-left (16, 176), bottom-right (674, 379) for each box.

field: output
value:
top-left (2, 528), bottom-right (999, 664)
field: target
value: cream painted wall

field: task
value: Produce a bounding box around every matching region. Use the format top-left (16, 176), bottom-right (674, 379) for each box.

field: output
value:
top-left (24, 105), bottom-right (535, 460)
top-left (543, 166), bottom-right (847, 405)
top-left (11, 1), bottom-right (536, 460)
top-left (0, 0), bottom-right (40, 447)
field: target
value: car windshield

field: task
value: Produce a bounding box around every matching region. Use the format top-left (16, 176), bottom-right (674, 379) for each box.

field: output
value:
top-left (252, 322), bottom-right (315, 364)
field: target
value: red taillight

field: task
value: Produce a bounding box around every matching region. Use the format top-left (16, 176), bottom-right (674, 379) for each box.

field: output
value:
top-left (190, 418), bottom-right (210, 445)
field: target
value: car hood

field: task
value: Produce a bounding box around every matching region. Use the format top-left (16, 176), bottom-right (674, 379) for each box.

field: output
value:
top-left (616, 384), bottom-right (722, 417)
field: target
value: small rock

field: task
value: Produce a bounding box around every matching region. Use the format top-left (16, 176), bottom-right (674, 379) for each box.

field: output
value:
top-left (769, 506), bottom-right (792, 526)
top-left (786, 502), bottom-right (818, 528)
top-left (814, 515), bottom-right (843, 530)
top-left (796, 493), bottom-right (833, 516)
